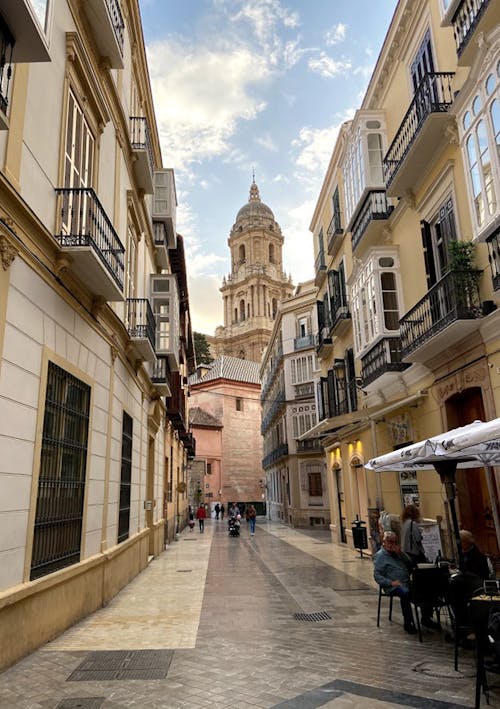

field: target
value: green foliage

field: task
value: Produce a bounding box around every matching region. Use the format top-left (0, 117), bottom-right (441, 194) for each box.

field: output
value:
top-left (194, 332), bottom-right (213, 365)
top-left (448, 240), bottom-right (476, 271)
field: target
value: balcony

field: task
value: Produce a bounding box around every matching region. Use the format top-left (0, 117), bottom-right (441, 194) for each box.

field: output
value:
top-left (294, 333), bottom-right (315, 351)
top-left (383, 73), bottom-right (455, 197)
top-left (316, 327), bottom-right (333, 356)
top-left (330, 297), bottom-right (351, 337)
top-left (153, 169), bottom-right (176, 249)
top-left (0, 2), bottom-right (50, 67)
top-left (400, 269), bottom-right (482, 362)
top-left (153, 222), bottom-right (169, 269)
top-left (261, 393), bottom-right (285, 434)
top-left (314, 251), bottom-right (327, 287)
top-left (180, 431), bottom-right (196, 459)
top-left (130, 116), bottom-right (154, 194)
top-left (296, 438), bottom-right (324, 454)
top-left (151, 356), bottom-right (171, 396)
top-left (55, 188), bottom-right (124, 301)
top-left (125, 298), bottom-right (156, 362)
top-left (81, 0), bottom-right (124, 69)
top-left (351, 191), bottom-right (394, 253)
top-left (327, 212), bottom-right (343, 257)
top-left (262, 443), bottom-right (289, 469)
top-left (360, 337), bottom-right (410, 390)
top-left (294, 381), bottom-right (315, 399)
top-left (150, 274), bottom-right (180, 371)
top-left (166, 371), bottom-right (186, 431)
top-left (444, 0), bottom-right (499, 67)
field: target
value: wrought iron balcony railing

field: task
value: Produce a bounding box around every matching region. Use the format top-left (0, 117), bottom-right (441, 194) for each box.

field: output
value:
top-left (327, 211), bottom-right (343, 254)
top-left (360, 337), bottom-right (410, 387)
top-left (55, 187), bottom-right (125, 290)
top-left (383, 73), bottom-right (455, 189)
top-left (105, 0), bottom-right (125, 52)
top-left (351, 190), bottom-right (394, 252)
top-left (262, 443), bottom-right (289, 469)
top-left (451, 0), bottom-right (491, 57)
top-left (294, 382), bottom-right (315, 399)
top-left (314, 250), bottom-right (327, 275)
top-left (400, 269), bottom-right (482, 358)
top-left (126, 298), bottom-right (155, 350)
top-left (293, 333), bottom-right (315, 350)
top-left (130, 116), bottom-right (154, 170)
top-left (296, 438), bottom-right (324, 453)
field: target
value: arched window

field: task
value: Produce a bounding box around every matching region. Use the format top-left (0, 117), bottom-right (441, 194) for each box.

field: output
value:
top-left (239, 244), bottom-right (246, 263)
top-left (239, 299), bottom-right (245, 321)
top-left (272, 298), bottom-right (278, 318)
top-left (234, 307), bottom-right (238, 323)
top-left (269, 243), bottom-right (275, 263)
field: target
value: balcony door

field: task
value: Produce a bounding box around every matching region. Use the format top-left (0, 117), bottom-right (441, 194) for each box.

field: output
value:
top-left (411, 30), bottom-right (436, 118)
top-left (421, 197), bottom-right (457, 321)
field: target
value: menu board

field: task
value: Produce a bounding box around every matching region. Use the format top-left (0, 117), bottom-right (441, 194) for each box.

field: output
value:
top-left (420, 521), bottom-right (443, 563)
top-left (399, 470), bottom-right (419, 507)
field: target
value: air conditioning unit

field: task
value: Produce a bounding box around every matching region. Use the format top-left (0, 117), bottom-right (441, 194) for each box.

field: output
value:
top-left (153, 169), bottom-right (177, 249)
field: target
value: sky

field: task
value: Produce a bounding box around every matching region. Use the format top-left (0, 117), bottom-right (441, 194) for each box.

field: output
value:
top-left (138, 0), bottom-right (398, 336)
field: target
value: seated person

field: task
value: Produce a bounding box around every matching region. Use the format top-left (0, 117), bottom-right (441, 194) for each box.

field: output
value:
top-left (459, 530), bottom-right (491, 580)
top-left (374, 531), bottom-right (439, 634)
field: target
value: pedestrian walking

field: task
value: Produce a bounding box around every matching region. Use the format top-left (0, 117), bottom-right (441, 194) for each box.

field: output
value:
top-left (214, 502), bottom-right (220, 520)
top-left (220, 504), bottom-right (225, 520)
top-left (196, 504), bottom-right (207, 533)
top-left (247, 504), bottom-right (257, 535)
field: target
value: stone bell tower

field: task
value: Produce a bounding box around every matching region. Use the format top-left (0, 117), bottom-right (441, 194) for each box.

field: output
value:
top-left (208, 179), bottom-right (294, 362)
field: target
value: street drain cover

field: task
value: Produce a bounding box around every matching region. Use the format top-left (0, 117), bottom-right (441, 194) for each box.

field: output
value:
top-left (67, 650), bottom-right (173, 682)
top-left (55, 700), bottom-right (105, 708)
top-left (294, 611), bottom-right (332, 622)
top-left (176, 569), bottom-right (192, 572)
top-left (412, 660), bottom-right (475, 679)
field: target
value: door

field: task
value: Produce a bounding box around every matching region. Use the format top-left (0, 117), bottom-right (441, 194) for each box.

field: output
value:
top-left (335, 468), bottom-right (347, 543)
top-left (147, 436), bottom-right (155, 555)
top-left (446, 388), bottom-right (500, 557)
top-left (411, 30), bottom-right (436, 120)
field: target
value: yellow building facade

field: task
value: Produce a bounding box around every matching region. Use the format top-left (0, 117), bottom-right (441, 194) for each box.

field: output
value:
top-left (309, 0), bottom-right (500, 560)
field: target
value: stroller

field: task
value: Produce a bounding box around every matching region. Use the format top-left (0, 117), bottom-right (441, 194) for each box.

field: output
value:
top-left (228, 515), bottom-right (241, 537)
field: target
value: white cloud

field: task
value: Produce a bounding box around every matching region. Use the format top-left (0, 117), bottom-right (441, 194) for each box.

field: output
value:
top-left (292, 124), bottom-right (343, 175)
top-left (325, 23), bottom-right (347, 46)
top-left (308, 53), bottom-right (351, 79)
top-left (188, 273), bottom-right (224, 334)
top-left (281, 199), bottom-right (317, 283)
top-left (255, 134), bottom-right (278, 152)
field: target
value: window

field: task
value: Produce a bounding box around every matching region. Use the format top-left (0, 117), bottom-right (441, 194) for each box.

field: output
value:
top-left (343, 122), bottom-right (385, 225)
top-left (291, 354), bottom-right (315, 384)
top-left (31, 362), bottom-right (90, 580)
top-left (239, 244), bottom-right (245, 263)
top-left (421, 197), bottom-right (457, 288)
top-left (235, 398), bottom-right (243, 412)
top-left (118, 412), bottom-right (133, 543)
top-left (292, 409), bottom-right (317, 438)
top-left (269, 243), bottom-right (275, 263)
top-left (125, 225), bottom-right (137, 301)
top-left (460, 59), bottom-right (500, 238)
top-left (206, 462), bottom-right (212, 475)
top-left (351, 252), bottom-right (402, 355)
top-left (308, 473), bottom-right (323, 497)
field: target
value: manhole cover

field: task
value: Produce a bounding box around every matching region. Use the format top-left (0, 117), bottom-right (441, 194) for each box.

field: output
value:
top-left (67, 650), bottom-right (173, 681)
top-left (294, 611), bottom-right (332, 622)
top-left (412, 660), bottom-right (475, 679)
top-left (55, 700), bottom-right (105, 709)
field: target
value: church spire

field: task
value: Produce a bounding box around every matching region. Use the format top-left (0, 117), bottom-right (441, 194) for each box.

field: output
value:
top-left (249, 171), bottom-right (260, 202)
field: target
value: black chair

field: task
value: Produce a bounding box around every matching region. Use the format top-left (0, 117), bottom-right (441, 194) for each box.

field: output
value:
top-left (448, 572), bottom-right (485, 670)
top-left (468, 596), bottom-right (500, 708)
top-left (376, 585), bottom-right (394, 627)
top-left (411, 566), bottom-right (452, 642)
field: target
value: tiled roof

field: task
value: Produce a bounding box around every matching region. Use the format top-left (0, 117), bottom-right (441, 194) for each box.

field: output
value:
top-left (189, 406), bottom-right (222, 427)
top-left (189, 355), bottom-right (261, 386)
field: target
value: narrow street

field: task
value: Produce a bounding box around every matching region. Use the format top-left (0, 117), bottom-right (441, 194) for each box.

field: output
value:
top-left (0, 520), bottom-right (491, 708)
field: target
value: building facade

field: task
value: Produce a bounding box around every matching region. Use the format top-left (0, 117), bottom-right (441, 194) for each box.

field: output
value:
top-left (208, 180), bottom-right (294, 363)
top-left (307, 0), bottom-right (500, 560)
top-left (189, 356), bottom-right (264, 510)
top-left (0, 0), bottom-right (193, 669)
top-left (261, 280), bottom-right (329, 528)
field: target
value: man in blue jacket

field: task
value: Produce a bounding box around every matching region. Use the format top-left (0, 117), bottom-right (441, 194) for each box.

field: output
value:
top-left (374, 530), bottom-right (417, 634)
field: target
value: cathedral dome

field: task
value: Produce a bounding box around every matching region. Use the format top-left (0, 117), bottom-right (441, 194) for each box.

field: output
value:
top-left (235, 180), bottom-right (275, 223)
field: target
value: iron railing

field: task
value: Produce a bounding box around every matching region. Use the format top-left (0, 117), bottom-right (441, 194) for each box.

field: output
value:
top-left (294, 382), bottom-right (315, 398)
top-left (400, 269), bottom-right (482, 358)
top-left (351, 190), bottom-right (394, 251)
top-left (383, 72), bottom-right (455, 188)
top-left (315, 250), bottom-right (326, 275)
top-left (55, 187), bottom-right (125, 290)
top-left (262, 443), bottom-right (289, 469)
top-left (106, 0), bottom-right (125, 54)
top-left (130, 116), bottom-right (154, 173)
top-left (360, 337), bottom-right (410, 387)
top-left (126, 298), bottom-right (156, 350)
top-left (152, 355), bottom-right (171, 385)
top-left (451, 0), bottom-right (490, 57)
top-left (296, 439), bottom-right (324, 453)
top-left (166, 371), bottom-right (186, 430)
top-left (294, 333), bottom-right (315, 350)
top-left (0, 15), bottom-right (14, 114)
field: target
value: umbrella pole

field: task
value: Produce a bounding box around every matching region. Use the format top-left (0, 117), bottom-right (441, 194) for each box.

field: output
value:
top-left (484, 465), bottom-right (500, 551)
top-left (434, 461), bottom-right (465, 572)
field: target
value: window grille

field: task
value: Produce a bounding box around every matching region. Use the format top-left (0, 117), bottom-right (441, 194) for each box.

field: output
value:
top-left (30, 362), bottom-right (90, 580)
top-left (118, 412), bottom-right (133, 543)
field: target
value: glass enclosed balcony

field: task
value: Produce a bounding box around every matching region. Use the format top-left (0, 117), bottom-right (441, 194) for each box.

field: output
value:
top-left (130, 116), bottom-right (154, 194)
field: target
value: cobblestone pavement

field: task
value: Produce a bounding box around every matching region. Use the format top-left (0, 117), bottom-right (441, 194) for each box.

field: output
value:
top-left (0, 519), bottom-right (497, 708)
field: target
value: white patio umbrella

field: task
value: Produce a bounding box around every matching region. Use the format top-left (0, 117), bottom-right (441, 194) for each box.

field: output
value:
top-left (365, 418), bottom-right (500, 570)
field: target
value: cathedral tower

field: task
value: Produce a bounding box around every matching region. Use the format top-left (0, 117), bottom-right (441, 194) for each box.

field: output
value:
top-left (209, 180), bottom-right (294, 362)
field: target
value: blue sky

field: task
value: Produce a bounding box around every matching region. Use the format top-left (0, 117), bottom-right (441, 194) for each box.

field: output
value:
top-left (139, 0), bottom-right (398, 335)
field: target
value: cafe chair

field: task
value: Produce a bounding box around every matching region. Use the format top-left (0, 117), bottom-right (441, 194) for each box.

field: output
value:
top-left (376, 585), bottom-right (394, 627)
top-left (411, 566), bottom-right (452, 643)
top-left (448, 572), bottom-right (485, 671)
top-left (469, 595), bottom-right (500, 708)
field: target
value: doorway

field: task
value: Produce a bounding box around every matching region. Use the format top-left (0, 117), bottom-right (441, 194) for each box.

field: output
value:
top-left (446, 387), bottom-right (500, 556)
top-left (335, 468), bottom-right (347, 543)
top-left (146, 436), bottom-right (155, 555)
